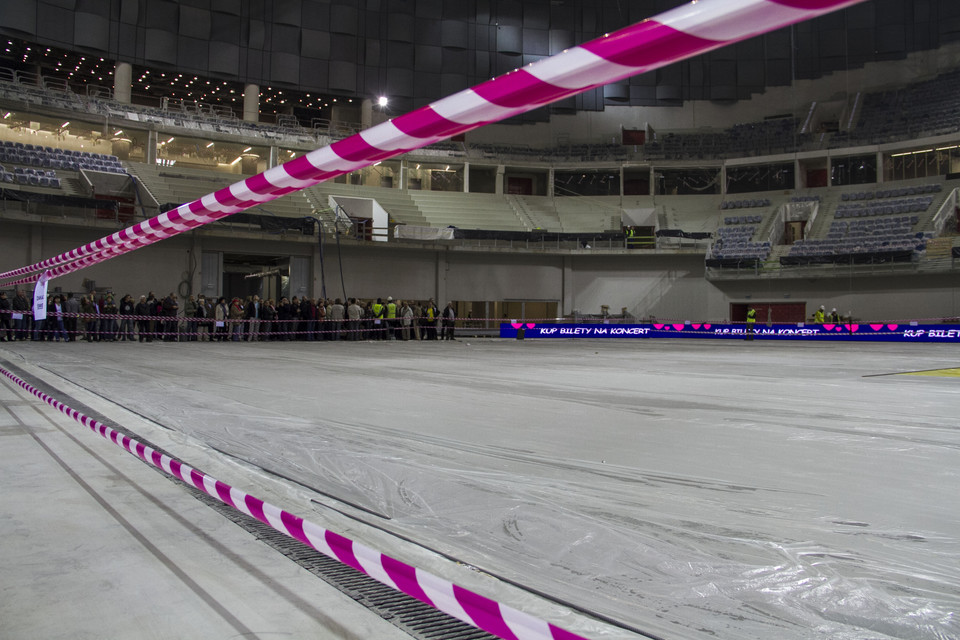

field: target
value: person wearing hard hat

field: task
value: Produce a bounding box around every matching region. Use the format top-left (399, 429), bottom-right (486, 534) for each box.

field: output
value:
top-left (813, 305), bottom-right (825, 323)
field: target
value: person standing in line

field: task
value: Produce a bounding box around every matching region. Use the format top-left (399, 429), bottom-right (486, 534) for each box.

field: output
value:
top-left (813, 305), bottom-right (825, 324)
top-left (261, 298), bottom-right (277, 341)
top-left (184, 295), bottom-right (198, 341)
top-left (423, 299), bottom-right (439, 340)
top-left (346, 298), bottom-right (362, 340)
top-left (245, 294), bottom-right (261, 341)
top-left (119, 294), bottom-right (136, 341)
top-left (194, 295), bottom-right (210, 341)
top-left (400, 300), bottom-right (414, 341)
top-left (441, 301), bottom-right (456, 341)
top-left (49, 295), bottom-right (68, 342)
top-left (228, 297), bottom-right (245, 341)
top-left (134, 295), bottom-right (150, 342)
top-left (214, 297), bottom-right (229, 341)
top-left (411, 300), bottom-right (423, 341)
top-left (372, 297), bottom-right (385, 340)
top-left (0, 291), bottom-right (12, 342)
top-left (162, 293), bottom-right (179, 341)
top-left (385, 296), bottom-right (398, 340)
top-left (63, 292), bottom-right (80, 342)
top-left (746, 306), bottom-right (756, 340)
top-left (12, 289), bottom-right (30, 340)
top-left (329, 298), bottom-right (345, 341)
top-left (829, 307), bottom-right (841, 323)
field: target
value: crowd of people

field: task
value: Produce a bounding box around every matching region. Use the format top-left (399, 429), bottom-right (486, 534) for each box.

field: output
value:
top-left (0, 289), bottom-right (461, 343)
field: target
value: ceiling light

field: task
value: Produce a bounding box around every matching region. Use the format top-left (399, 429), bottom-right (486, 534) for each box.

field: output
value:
top-left (206, 142), bottom-right (214, 148)
top-left (60, 121), bottom-right (69, 128)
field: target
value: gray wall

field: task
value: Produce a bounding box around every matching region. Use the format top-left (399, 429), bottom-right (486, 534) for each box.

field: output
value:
top-left (3, 222), bottom-right (959, 323)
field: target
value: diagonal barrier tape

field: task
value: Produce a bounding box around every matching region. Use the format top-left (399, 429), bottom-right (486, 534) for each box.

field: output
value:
top-left (0, 364), bottom-right (591, 640)
top-left (0, 0), bottom-right (865, 286)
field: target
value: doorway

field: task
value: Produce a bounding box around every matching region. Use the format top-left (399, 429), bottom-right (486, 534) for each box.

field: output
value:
top-left (222, 254), bottom-right (289, 302)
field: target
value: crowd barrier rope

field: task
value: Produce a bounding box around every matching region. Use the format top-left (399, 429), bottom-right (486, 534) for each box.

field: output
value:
top-left (0, 0), bottom-right (865, 288)
top-left (0, 364), bottom-right (595, 640)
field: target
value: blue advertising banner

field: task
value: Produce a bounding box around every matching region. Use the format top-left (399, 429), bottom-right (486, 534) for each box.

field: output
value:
top-left (500, 322), bottom-right (960, 343)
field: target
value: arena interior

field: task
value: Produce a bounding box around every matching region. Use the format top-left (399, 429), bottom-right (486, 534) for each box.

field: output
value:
top-left (0, 2), bottom-right (959, 640)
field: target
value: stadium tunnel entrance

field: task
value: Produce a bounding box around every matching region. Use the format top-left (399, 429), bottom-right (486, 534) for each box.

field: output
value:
top-left (221, 253), bottom-right (290, 303)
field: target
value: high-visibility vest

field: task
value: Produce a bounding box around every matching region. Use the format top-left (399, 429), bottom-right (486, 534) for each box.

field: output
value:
top-left (385, 302), bottom-right (397, 319)
top-left (746, 309), bottom-right (756, 324)
top-left (372, 303), bottom-right (384, 318)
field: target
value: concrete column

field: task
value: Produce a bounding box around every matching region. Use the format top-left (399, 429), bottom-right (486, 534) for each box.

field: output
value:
top-left (243, 84), bottom-right (259, 123)
top-left (361, 98), bottom-right (373, 131)
top-left (720, 164), bottom-right (727, 195)
top-left (463, 162), bottom-right (470, 193)
top-left (114, 62), bottom-right (132, 104)
top-left (495, 165), bottom-right (505, 195)
top-left (562, 255), bottom-right (573, 316)
top-left (399, 159), bottom-right (406, 192)
top-left (435, 250), bottom-right (448, 307)
top-left (146, 130), bottom-right (158, 165)
top-left (876, 151), bottom-right (884, 183)
top-left (547, 167), bottom-right (554, 197)
top-left (269, 145), bottom-right (279, 169)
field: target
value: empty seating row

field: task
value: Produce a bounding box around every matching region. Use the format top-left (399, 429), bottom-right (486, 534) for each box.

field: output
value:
top-left (835, 196), bottom-right (932, 218)
top-left (791, 195), bottom-right (820, 202)
top-left (723, 214), bottom-right (763, 224)
top-left (0, 140), bottom-right (124, 173)
top-left (0, 164), bottom-right (60, 188)
top-left (721, 199), bottom-right (770, 210)
top-left (840, 184), bottom-right (940, 201)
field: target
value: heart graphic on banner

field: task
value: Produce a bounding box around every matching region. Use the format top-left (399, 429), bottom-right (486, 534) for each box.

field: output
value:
top-left (870, 324), bottom-right (884, 331)
top-left (824, 324), bottom-right (835, 331)
top-left (511, 322), bottom-right (523, 329)
top-left (672, 324), bottom-right (685, 331)
top-left (845, 324), bottom-right (860, 332)
top-left (526, 323), bottom-right (536, 329)
top-left (692, 324), bottom-right (702, 330)
top-left (887, 324), bottom-right (898, 331)
top-left (653, 324), bottom-right (664, 330)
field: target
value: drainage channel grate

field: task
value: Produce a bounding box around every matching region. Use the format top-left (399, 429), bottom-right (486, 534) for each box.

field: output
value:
top-left (7, 362), bottom-right (498, 640)
top-left (191, 488), bottom-right (499, 640)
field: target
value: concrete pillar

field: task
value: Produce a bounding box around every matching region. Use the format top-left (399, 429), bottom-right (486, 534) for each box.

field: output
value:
top-left (243, 84), bottom-right (259, 123)
top-left (399, 159), bottom-right (407, 192)
top-left (269, 146), bottom-right (279, 169)
top-left (146, 130), bottom-right (158, 165)
top-left (361, 98), bottom-right (373, 131)
top-left (547, 167), bottom-right (554, 197)
top-left (876, 151), bottom-right (884, 183)
top-left (114, 62), bottom-right (132, 104)
top-left (435, 250), bottom-right (447, 307)
top-left (463, 162), bottom-right (470, 193)
top-left (495, 165), bottom-right (505, 195)
top-left (562, 255), bottom-right (573, 316)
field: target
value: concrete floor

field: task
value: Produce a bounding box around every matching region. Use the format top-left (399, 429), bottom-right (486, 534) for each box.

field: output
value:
top-left (1, 337), bottom-right (958, 640)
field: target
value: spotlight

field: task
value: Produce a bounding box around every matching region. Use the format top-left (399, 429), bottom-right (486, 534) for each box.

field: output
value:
top-left (377, 96), bottom-right (389, 107)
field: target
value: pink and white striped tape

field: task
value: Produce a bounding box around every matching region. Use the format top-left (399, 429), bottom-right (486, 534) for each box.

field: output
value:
top-left (0, 364), bottom-right (591, 640)
top-left (0, 0), bottom-right (864, 286)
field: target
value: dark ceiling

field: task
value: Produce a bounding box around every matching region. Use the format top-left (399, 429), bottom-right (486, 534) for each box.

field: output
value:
top-left (0, 0), bottom-right (957, 124)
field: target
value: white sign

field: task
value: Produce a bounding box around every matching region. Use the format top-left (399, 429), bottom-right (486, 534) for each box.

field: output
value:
top-left (32, 271), bottom-right (51, 321)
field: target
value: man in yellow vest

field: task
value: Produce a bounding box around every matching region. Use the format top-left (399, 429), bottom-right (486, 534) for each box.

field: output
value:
top-left (372, 298), bottom-right (385, 340)
top-left (385, 296), bottom-right (398, 340)
top-left (746, 306), bottom-right (756, 340)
